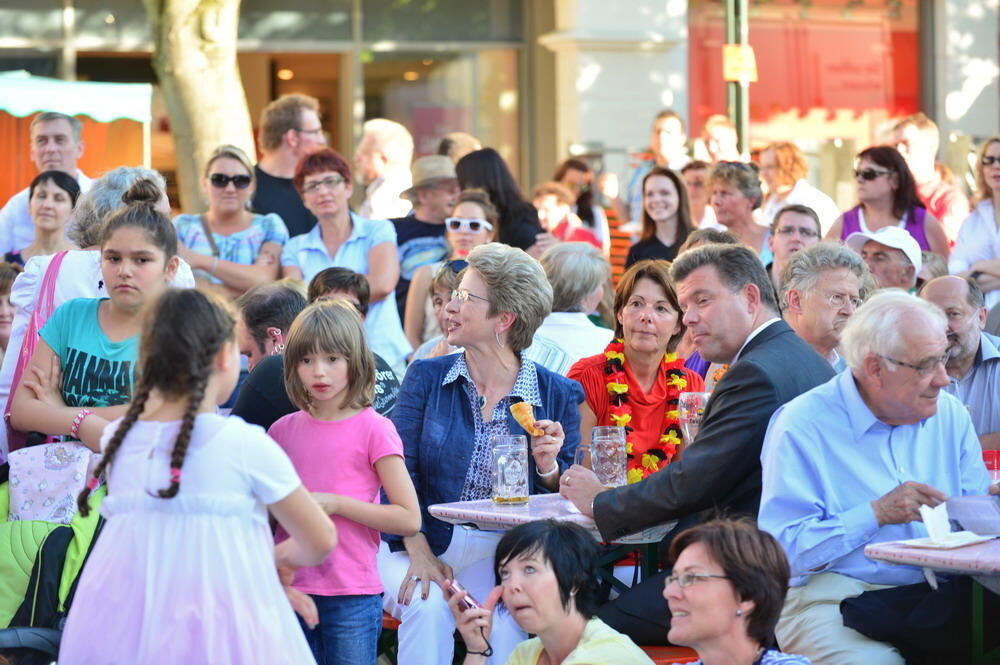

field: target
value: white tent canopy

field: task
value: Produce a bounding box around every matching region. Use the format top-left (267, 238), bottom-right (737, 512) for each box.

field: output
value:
top-left (0, 70), bottom-right (152, 123)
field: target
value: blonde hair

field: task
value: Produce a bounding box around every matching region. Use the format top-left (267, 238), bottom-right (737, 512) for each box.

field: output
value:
top-left (467, 243), bottom-right (552, 353)
top-left (975, 136), bottom-right (1000, 202)
top-left (204, 144), bottom-right (255, 180)
top-left (283, 300), bottom-right (375, 412)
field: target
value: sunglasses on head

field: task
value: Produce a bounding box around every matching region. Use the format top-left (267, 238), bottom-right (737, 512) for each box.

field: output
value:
top-left (443, 259), bottom-right (469, 273)
top-left (982, 156), bottom-right (1000, 166)
top-left (445, 218), bottom-right (494, 233)
top-left (854, 168), bottom-right (892, 181)
top-left (209, 173), bottom-right (253, 189)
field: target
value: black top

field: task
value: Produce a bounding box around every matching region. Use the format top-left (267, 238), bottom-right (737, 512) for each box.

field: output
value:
top-left (251, 164), bottom-right (317, 238)
top-left (3, 251), bottom-right (24, 267)
top-left (230, 353), bottom-right (401, 431)
top-left (390, 213), bottom-right (449, 319)
top-left (498, 203), bottom-right (543, 251)
top-left (625, 236), bottom-right (683, 268)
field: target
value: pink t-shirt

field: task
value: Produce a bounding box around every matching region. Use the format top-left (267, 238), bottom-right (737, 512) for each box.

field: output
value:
top-left (269, 407), bottom-right (403, 596)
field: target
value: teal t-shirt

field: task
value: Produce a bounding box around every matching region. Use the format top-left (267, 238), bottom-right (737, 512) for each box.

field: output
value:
top-left (39, 298), bottom-right (138, 408)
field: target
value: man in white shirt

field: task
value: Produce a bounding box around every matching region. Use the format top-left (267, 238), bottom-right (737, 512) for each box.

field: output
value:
top-left (355, 118), bottom-right (413, 220)
top-left (780, 242), bottom-right (872, 371)
top-left (0, 112), bottom-right (92, 255)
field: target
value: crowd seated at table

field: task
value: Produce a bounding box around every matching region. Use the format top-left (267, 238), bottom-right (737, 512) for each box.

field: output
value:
top-left (1, 103), bottom-right (999, 665)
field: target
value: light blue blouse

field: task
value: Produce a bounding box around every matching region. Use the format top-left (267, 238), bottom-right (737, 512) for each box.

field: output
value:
top-left (174, 212), bottom-right (289, 285)
top-left (281, 213), bottom-right (412, 369)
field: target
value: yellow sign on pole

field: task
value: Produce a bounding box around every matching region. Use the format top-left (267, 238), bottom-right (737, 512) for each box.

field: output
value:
top-left (723, 44), bottom-right (758, 83)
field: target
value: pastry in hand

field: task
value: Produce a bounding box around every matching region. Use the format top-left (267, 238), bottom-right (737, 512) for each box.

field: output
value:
top-left (510, 401), bottom-right (543, 436)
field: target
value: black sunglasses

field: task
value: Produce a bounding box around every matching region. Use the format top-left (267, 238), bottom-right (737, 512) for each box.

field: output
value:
top-left (209, 173), bottom-right (253, 189)
top-left (982, 156), bottom-right (1000, 166)
top-left (854, 168), bottom-right (892, 181)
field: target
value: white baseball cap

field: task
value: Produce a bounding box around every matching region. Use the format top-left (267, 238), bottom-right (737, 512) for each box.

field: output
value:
top-left (845, 226), bottom-right (922, 274)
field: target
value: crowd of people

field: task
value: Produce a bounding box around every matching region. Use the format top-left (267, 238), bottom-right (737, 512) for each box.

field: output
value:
top-left (0, 97), bottom-right (996, 665)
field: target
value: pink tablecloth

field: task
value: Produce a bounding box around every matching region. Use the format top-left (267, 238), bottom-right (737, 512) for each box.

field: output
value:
top-left (864, 539), bottom-right (1000, 575)
top-left (429, 493), bottom-right (674, 544)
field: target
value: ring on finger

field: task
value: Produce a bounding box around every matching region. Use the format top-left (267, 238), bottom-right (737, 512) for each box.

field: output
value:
top-left (409, 575), bottom-right (420, 582)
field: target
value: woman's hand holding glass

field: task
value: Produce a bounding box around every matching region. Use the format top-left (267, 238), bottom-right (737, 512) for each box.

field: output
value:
top-left (446, 584), bottom-right (504, 658)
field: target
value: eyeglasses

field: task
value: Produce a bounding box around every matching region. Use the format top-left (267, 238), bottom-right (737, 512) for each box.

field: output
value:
top-left (446, 218), bottom-right (494, 233)
top-left (775, 226), bottom-right (820, 238)
top-left (854, 168), bottom-right (892, 181)
top-left (877, 353), bottom-right (949, 376)
top-left (665, 572), bottom-right (729, 589)
top-left (982, 156), bottom-right (1000, 166)
top-left (209, 174), bottom-right (252, 189)
top-left (824, 292), bottom-right (863, 310)
top-left (452, 288), bottom-right (490, 304)
top-left (296, 127), bottom-right (324, 137)
top-left (302, 174), bottom-right (346, 194)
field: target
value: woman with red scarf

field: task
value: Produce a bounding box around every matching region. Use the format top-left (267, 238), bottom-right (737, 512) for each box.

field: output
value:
top-left (568, 260), bottom-right (704, 484)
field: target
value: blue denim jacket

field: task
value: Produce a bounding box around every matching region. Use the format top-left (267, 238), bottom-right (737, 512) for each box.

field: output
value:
top-left (386, 354), bottom-right (584, 555)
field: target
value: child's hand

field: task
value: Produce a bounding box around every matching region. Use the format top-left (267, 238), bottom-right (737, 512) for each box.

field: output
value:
top-left (23, 355), bottom-right (66, 410)
top-left (311, 492), bottom-right (340, 516)
top-left (285, 586), bottom-right (318, 629)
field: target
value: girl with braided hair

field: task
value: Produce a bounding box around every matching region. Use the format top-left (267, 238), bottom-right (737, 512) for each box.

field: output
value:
top-left (10, 178), bottom-right (178, 448)
top-left (269, 299), bottom-right (420, 665)
top-left (59, 289), bottom-right (336, 664)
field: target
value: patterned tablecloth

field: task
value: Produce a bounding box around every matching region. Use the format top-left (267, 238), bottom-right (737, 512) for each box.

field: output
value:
top-left (864, 538), bottom-right (1000, 593)
top-left (429, 493), bottom-right (675, 545)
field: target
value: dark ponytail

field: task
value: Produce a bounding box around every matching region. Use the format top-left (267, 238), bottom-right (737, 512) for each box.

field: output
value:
top-left (77, 289), bottom-right (235, 515)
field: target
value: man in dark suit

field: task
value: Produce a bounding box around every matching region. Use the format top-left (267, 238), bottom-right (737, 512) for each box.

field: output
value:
top-left (561, 243), bottom-right (836, 645)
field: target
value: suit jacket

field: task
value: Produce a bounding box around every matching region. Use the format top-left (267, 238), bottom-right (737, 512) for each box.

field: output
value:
top-left (593, 319), bottom-right (834, 541)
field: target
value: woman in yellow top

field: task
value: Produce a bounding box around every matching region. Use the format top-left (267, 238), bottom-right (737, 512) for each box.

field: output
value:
top-left (446, 520), bottom-right (654, 665)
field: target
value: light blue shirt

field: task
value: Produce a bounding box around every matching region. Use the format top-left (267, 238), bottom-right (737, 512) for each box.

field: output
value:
top-left (943, 331), bottom-right (1000, 437)
top-left (281, 213), bottom-right (412, 369)
top-left (759, 370), bottom-right (990, 587)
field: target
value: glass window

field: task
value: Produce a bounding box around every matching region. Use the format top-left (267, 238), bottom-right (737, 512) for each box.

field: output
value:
top-left (689, 0), bottom-right (920, 146)
top-left (0, 2), bottom-right (62, 42)
top-left (362, 49), bottom-right (520, 172)
top-left (362, 0), bottom-right (521, 43)
top-left (74, 1), bottom-right (151, 47)
top-left (240, 0), bottom-right (351, 42)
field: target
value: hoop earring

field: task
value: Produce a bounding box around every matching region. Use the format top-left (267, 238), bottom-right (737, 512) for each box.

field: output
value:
top-left (273, 343), bottom-right (285, 355)
top-left (495, 331), bottom-right (505, 349)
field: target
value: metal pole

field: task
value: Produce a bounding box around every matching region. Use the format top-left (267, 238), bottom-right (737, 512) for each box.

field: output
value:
top-left (60, 0), bottom-right (76, 80)
top-left (725, 0), bottom-right (749, 156)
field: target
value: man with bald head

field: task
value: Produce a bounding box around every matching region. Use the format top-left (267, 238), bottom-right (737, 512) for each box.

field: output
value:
top-left (920, 275), bottom-right (1000, 449)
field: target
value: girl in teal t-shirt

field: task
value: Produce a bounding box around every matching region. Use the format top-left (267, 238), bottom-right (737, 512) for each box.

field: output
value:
top-left (10, 179), bottom-right (180, 450)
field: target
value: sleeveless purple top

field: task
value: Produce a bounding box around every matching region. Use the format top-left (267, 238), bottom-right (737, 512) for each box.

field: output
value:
top-left (840, 205), bottom-right (930, 250)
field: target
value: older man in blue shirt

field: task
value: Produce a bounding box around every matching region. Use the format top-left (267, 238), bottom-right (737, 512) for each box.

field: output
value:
top-left (759, 290), bottom-right (992, 665)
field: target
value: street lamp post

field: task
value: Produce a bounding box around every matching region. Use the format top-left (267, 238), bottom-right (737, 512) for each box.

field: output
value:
top-left (725, 0), bottom-right (750, 156)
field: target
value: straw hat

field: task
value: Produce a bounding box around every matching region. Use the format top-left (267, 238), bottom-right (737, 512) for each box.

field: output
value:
top-left (400, 155), bottom-right (457, 200)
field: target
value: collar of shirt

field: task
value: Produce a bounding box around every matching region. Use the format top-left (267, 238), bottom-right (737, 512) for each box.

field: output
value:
top-left (731, 317), bottom-right (782, 364)
top-left (837, 368), bottom-right (883, 439)
top-left (298, 212), bottom-right (369, 252)
top-left (442, 353), bottom-right (543, 407)
top-left (976, 331), bottom-right (1000, 366)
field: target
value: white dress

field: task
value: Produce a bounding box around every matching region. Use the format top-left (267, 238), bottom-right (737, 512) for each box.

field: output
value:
top-left (58, 413), bottom-right (315, 665)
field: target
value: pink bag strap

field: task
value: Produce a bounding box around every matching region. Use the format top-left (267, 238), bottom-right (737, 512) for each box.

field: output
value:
top-left (36, 250), bottom-right (69, 320)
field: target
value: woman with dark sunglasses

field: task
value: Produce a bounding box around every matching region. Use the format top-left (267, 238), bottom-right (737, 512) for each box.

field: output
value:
top-left (950, 136), bottom-right (1000, 309)
top-left (403, 189), bottom-right (497, 350)
top-left (825, 146), bottom-right (949, 260)
top-left (173, 144), bottom-right (289, 298)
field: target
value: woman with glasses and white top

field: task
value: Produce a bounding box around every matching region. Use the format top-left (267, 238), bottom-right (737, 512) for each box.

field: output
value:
top-left (825, 146), bottom-right (949, 260)
top-left (404, 189), bottom-right (497, 350)
top-left (174, 145), bottom-right (289, 298)
top-left (950, 136), bottom-right (1000, 309)
top-left (281, 147), bottom-right (411, 373)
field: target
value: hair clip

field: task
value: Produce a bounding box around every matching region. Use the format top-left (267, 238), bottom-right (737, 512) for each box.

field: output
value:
top-left (169, 467), bottom-right (182, 483)
top-left (87, 477), bottom-right (99, 491)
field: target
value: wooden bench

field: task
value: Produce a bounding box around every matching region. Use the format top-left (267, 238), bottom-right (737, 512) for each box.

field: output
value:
top-left (641, 645), bottom-right (700, 664)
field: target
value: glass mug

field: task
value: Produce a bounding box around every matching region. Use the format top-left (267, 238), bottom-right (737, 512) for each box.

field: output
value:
top-left (590, 426), bottom-right (627, 488)
top-left (491, 435), bottom-right (529, 504)
top-left (678, 392), bottom-right (710, 444)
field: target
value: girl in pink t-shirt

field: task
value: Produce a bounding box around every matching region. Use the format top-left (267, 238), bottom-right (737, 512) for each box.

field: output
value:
top-left (269, 300), bottom-right (421, 665)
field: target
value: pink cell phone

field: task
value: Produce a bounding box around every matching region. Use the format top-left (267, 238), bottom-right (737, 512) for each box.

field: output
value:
top-left (445, 580), bottom-right (480, 610)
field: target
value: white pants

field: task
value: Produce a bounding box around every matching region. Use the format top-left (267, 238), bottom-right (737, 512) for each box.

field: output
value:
top-left (378, 528), bottom-right (526, 665)
top-left (777, 572), bottom-right (905, 665)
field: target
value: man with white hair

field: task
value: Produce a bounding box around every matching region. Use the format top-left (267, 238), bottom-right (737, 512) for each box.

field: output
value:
top-left (0, 112), bottom-right (92, 255)
top-left (846, 226), bottom-right (922, 292)
top-left (759, 290), bottom-right (993, 665)
top-left (780, 242), bottom-right (871, 371)
top-left (355, 118), bottom-right (414, 220)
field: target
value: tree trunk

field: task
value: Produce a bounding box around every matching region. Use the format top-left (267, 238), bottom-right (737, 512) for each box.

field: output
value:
top-left (144, 0), bottom-right (255, 213)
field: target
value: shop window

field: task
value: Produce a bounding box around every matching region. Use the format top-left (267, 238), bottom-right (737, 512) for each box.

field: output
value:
top-left (362, 0), bottom-right (521, 42)
top-left (689, 0), bottom-right (920, 147)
